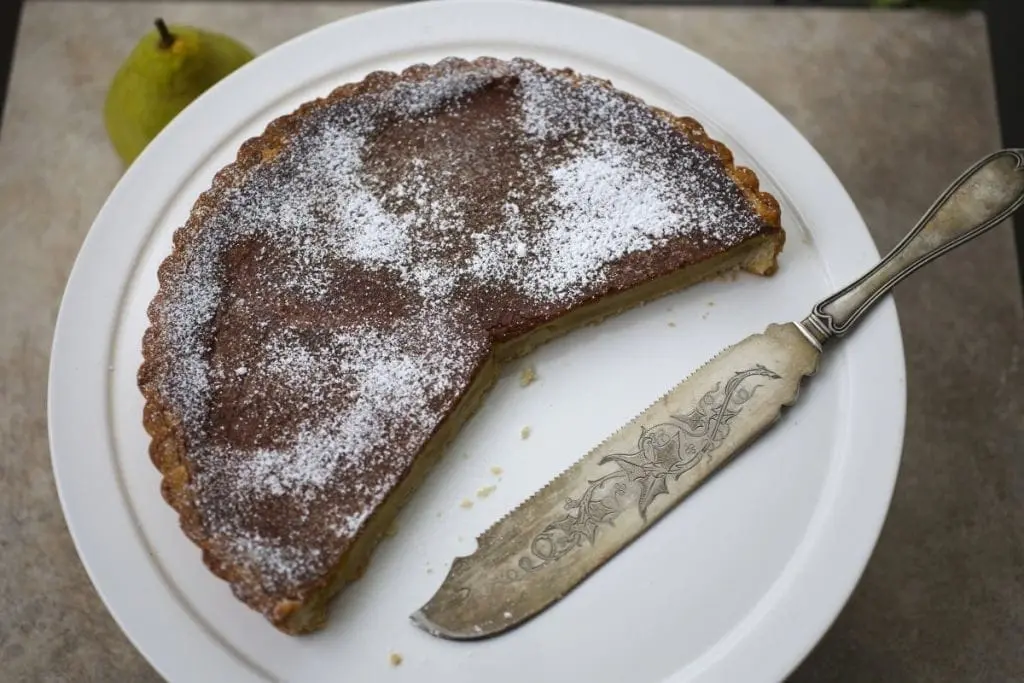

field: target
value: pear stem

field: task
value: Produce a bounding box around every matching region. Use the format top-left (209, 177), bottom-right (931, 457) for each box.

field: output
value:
top-left (155, 18), bottom-right (175, 49)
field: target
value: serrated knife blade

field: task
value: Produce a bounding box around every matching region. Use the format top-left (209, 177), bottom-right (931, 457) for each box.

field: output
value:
top-left (411, 149), bottom-right (1024, 640)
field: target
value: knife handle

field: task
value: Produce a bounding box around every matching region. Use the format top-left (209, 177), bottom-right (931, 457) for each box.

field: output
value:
top-left (799, 149), bottom-right (1024, 347)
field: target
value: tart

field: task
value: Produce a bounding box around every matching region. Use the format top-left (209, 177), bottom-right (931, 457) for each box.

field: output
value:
top-left (139, 57), bottom-right (784, 634)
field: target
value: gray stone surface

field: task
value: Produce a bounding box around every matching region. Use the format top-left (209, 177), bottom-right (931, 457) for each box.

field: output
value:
top-left (1, 2), bottom-right (1020, 681)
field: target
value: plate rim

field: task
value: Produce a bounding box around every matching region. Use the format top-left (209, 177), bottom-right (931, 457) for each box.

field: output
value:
top-left (47, 1), bottom-right (906, 681)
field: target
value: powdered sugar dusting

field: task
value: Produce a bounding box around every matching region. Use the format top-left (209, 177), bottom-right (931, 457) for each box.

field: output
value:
top-left (221, 312), bottom-right (474, 499)
top-left (470, 137), bottom-right (686, 297)
top-left (518, 66), bottom-right (629, 140)
top-left (151, 58), bottom-right (772, 602)
top-left (191, 306), bottom-right (483, 592)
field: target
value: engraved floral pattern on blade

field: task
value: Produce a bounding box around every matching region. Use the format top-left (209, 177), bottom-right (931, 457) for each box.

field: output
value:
top-left (517, 365), bottom-right (780, 573)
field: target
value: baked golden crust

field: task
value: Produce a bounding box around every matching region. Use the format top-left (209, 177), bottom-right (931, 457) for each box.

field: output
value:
top-left (138, 57), bottom-right (783, 633)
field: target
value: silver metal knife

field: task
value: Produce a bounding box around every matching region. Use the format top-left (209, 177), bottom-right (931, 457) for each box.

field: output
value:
top-left (411, 149), bottom-right (1024, 640)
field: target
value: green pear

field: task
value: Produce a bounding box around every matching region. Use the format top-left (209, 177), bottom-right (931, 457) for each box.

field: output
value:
top-left (104, 19), bottom-right (254, 165)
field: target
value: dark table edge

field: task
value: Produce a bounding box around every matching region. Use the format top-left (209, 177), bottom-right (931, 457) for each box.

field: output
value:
top-left (984, 0), bottom-right (1024, 296)
top-left (0, 0), bottom-right (1021, 293)
top-left (0, 0), bottom-right (21, 140)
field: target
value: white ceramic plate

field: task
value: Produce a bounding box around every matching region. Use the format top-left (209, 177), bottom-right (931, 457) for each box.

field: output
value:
top-left (48, 1), bottom-right (906, 681)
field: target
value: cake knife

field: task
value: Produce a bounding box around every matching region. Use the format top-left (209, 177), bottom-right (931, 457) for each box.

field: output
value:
top-left (412, 149), bottom-right (1024, 639)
